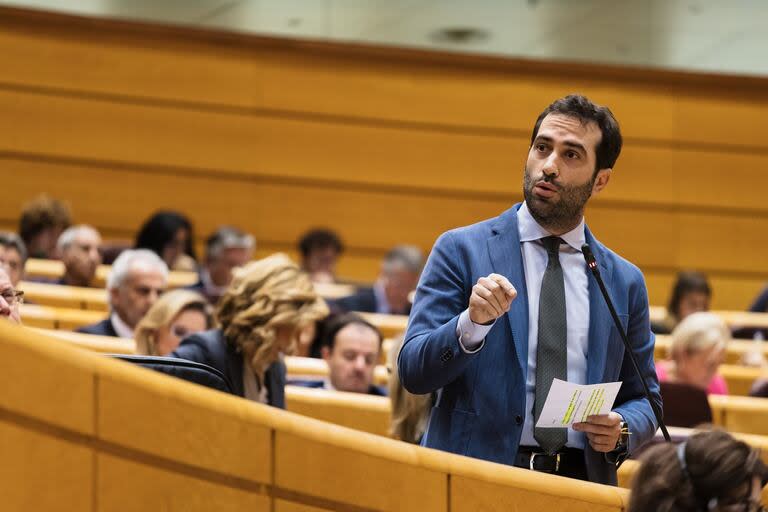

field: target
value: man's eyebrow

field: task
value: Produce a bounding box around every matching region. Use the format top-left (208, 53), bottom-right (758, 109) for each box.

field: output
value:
top-left (562, 140), bottom-right (588, 154)
top-left (533, 135), bottom-right (554, 144)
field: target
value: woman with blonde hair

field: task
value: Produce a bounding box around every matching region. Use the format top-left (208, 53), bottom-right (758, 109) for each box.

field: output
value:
top-left (171, 253), bottom-right (329, 407)
top-left (656, 311), bottom-right (730, 395)
top-left (134, 289), bottom-right (213, 356)
top-left (388, 336), bottom-right (433, 443)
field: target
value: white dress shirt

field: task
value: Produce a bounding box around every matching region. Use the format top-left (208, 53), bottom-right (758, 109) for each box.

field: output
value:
top-left (110, 312), bottom-right (135, 339)
top-left (456, 202), bottom-right (590, 449)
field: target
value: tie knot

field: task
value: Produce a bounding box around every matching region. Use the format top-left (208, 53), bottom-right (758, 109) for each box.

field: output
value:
top-left (541, 236), bottom-right (562, 256)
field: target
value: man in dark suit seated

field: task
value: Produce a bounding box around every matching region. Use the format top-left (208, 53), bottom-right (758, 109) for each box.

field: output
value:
top-left (77, 249), bottom-right (168, 338)
top-left (291, 312), bottom-right (386, 396)
top-left (56, 225), bottom-right (103, 287)
top-left (333, 245), bottom-right (424, 316)
top-left (187, 226), bottom-right (254, 304)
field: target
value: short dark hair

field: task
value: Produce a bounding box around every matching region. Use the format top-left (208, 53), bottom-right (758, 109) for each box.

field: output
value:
top-left (668, 271), bottom-right (711, 318)
top-left (320, 312), bottom-right (382, 352)
top-left (298, 228), bottom-right (344, 258)
top-left (531, 94), bottom-right (623, 173)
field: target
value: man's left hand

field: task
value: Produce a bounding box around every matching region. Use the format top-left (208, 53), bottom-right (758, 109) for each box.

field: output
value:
top-left (572, 412), bottom-right (623, 453)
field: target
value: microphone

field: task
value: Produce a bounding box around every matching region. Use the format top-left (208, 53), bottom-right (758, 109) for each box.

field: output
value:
top-left (582, 243), bottom-right (671, 443)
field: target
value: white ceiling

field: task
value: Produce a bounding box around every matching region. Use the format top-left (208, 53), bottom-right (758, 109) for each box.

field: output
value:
top-left (4, 0), bottom-right (768, 77)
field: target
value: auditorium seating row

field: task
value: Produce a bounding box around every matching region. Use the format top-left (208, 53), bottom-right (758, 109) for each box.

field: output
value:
top-left (19, 279), bottom-right (768, 334)
top-left (1, 321), bottom-right (637, 511)
top-left (21, 327), bottom-right (768, 446)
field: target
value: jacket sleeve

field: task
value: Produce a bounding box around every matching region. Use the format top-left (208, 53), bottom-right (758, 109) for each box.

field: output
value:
top-left (612, 269), bottom-right (661, 454)
top-left (398, 231), bottom-right (482, 395)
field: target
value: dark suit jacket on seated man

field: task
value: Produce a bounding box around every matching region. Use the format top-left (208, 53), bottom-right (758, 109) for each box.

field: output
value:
top-left (77, 249), bottom-right (168, 338)
top-left (398, 94), bottom-right (660, 486)
top-left (289, 312), bottom-right (387, 396)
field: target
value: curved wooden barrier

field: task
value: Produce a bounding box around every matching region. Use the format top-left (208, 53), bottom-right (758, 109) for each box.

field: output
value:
top-left (0, 321), bottom-right (632, 511)
top-left (24, 258), bottom-right (197, 289)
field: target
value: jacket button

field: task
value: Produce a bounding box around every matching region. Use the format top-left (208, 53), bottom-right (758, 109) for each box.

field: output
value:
top-left (515, 415), bottom-right (523, 426)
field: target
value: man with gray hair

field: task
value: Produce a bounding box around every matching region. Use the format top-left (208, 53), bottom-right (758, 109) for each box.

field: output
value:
top-left (56, 225), bottom-right (102, 287)
top-left (0, 232), bottom-right (27, 288)
top-left (188, 226), bottom-right (254, 304)
top-left (77, 249), bottom-right (168, 337)
top-left (334, 245), bottom-right (424, 315)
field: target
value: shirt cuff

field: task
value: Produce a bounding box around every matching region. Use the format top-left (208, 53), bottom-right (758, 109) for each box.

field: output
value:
top-left (456, 309), bottom-right (493, 353)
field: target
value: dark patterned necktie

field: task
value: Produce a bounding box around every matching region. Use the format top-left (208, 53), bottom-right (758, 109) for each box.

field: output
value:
top-left (534, 236), bottom-right (568, 454)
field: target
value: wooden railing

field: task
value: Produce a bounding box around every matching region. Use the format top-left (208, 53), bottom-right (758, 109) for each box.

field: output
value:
top-left (0, 321), bottom-right (633, 511)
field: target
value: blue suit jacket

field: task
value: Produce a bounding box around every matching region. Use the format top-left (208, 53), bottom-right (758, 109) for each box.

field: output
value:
top-left (398, 204), bottom-right (660, 485)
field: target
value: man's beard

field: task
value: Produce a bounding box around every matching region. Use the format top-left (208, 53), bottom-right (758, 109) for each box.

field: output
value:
top-left (523, 169), bottom-right (594, 233)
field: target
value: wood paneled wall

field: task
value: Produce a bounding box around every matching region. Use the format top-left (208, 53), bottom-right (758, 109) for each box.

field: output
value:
top-left (1, 7), bottom-right (768, 309)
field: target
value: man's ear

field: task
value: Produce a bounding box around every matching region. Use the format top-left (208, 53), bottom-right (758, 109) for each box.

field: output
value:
top-left (592, 168), bottom-right (612, 195)
top-left (321, 346), bottom-right (331, 361)
top-left (109, 287), bottom-right (121, 309)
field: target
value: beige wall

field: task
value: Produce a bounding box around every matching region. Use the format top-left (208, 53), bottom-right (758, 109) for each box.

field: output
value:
top-left (1, 7), bottom-right (768, 309)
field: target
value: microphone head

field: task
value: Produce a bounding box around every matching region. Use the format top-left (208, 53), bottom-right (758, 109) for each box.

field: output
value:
top-left (581, 243), bottom-right (598, 272)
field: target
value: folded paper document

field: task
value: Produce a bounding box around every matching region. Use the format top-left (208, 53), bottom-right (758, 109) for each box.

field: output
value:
top-left (535, 379), bottom-right (622, 428)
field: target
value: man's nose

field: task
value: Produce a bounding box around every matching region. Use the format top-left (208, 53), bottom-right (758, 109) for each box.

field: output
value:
top-left (542, 155), bottom-right (560, 178)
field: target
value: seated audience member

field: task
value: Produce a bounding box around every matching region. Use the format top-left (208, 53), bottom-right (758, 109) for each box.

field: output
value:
top-left (56, 225), bottom-right (102, 287)
top-left (77, 249), bottom-right (168, 338)
top-left (171, 253), bottom-right (328, 407)
top-left (334, 245), bottom-right (424, 316)
top-left (18, 195), bottom-right (71, 259)
top-left (298, 228), bottom-right (344, 284)
top-left (651, 271), bottom-right (711, 335)
top-left (134, 289), bottom-right (213, 356)
top-left (656, 312), bottom-right (729, 395)
top-left (135, 210), bottom-right (197, 271)
top-left (388, 337), bottom-right (432, 443)
top-left (291, 312), bottom-right (386, 395)
top-left (629, 429), bottom-right (768, 512)
top-left (0, 267), bottom-right (22, 324)
top-left (189, 226), bottom-right (254, 303)
top-left (0, 232), bottom-right (27, 287)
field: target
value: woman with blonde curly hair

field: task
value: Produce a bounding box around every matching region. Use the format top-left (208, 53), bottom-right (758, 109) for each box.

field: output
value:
top-left (171, 253), bottom-right (329, 407)
top-left (134, 289), bottom-right (213, 356)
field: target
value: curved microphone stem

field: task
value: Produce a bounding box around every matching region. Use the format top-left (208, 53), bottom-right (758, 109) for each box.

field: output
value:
top-left (582, 243), bottom-right (671, 443)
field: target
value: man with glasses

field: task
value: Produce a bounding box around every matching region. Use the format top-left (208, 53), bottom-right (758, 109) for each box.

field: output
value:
top-left (77, 249), bottom-right (167, 338)
top-left (0, 232), bottom-right (27, 288)
top-left (0, 267), bottom-right (22, 324)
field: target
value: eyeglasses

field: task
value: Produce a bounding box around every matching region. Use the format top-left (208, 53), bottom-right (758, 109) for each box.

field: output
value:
top-left (0, 289), bottom-right (24, 307)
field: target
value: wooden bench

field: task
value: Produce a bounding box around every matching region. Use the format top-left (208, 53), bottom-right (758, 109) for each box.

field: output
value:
top-left (650, 306), bottom-right (768, 330)
top-left (19, 277), bottom-right (359, 312)
top-left (24, 258), bottom-right (198, 289)
top-left (20, 304), bottom-right (104, 330)
top-left (654, 334), bottom-right (768, 366)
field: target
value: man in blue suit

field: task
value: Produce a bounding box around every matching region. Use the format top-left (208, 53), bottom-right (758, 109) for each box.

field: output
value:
top-left (398, 94), bottom-right (660, 485)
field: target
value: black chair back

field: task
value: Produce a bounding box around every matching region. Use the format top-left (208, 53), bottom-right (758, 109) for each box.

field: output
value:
top-left (659, 381), bottom-right (713, 428)
top-left (111, 354), bottom-right (234, 394)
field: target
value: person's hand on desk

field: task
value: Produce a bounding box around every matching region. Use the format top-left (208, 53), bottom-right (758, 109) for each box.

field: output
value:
top-left (469, 273), bottom-right (517, 325)
top-left (573, 412), bottom-right (623, 452)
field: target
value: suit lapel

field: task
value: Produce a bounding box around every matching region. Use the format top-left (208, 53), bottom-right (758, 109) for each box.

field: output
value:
top-left (585, 229), bottom-right (614, 385)
top-left (487, 205), bottom-right (529, 374)
top-left (224, 337), bottom-right (246, 397)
